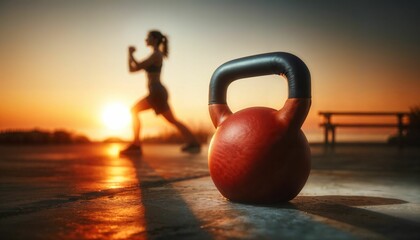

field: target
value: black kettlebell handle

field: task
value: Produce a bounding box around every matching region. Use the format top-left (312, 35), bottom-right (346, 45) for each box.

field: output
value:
top-left (209, 52), bottom-right (311, 105)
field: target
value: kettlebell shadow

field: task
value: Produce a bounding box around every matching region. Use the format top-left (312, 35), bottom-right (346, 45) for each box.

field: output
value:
top-left (272, 195), bottom-right (419, 239)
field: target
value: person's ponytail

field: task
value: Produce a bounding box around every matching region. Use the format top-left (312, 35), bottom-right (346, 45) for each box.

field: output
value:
top-left (161, 35), bottom-right (169, 58)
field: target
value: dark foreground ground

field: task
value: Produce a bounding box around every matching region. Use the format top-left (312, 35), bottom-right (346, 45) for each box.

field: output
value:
top-left (0, 143), bottom-right (419, 240)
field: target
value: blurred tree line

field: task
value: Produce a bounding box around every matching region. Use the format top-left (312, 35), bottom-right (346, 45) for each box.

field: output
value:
top-left (406, 106), bottom-right (420, 145)
top-left (389, 106), bottom-right (420, 146)
top-left (0, 129), bottom-right (90, 145)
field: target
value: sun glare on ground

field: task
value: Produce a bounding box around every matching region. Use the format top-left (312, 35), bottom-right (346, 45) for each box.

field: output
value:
top-left (101, 102), bottom-right (131, 131)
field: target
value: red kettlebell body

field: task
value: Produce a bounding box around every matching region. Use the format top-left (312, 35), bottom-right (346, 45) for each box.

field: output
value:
top-left (209, 99), bottom-right (311, 203)
top-left (208, 52), bottom-right (312, 203)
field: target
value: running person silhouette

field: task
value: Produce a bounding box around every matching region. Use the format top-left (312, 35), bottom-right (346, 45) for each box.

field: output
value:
top-left (120, 30), bottom-right (201, 155)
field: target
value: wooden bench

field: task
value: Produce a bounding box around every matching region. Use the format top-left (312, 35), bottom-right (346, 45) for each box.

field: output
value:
top-left (319, 111), bottom-right (410, 146)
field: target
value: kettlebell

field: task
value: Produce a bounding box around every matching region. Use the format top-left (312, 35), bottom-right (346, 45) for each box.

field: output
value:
top-left (208, 52), bottom-right (311, 203)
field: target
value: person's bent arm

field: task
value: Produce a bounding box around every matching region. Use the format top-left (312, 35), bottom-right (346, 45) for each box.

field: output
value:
top-left (128, 47), bottom-right (157, 73)
top-left (128, 47), bottom-right (139, 72)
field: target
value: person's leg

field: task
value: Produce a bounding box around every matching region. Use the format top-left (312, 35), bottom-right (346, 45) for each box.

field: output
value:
top-left (120, 98), bottom-right (152, 155)
top-left (161, 108), bottom-right (199, 145)
top-left (131, 98), bottom-right (152, 145)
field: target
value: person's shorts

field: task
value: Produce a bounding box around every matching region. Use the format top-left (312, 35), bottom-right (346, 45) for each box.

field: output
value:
top-left (146, 83), bottom-right (170, 115)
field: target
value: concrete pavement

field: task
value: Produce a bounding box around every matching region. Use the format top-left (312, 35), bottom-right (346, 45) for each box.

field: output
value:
top-left (0, 143), bottom-right (419, 239)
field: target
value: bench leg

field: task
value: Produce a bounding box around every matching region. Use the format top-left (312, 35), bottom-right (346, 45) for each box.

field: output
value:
top-left (324, 127), bottom-right (329, 145)
top-left (331, 126), bottom-right (336, 147)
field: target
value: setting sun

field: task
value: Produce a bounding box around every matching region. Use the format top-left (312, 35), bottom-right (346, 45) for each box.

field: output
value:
top-left (101, 103), bottom-right (131, 131)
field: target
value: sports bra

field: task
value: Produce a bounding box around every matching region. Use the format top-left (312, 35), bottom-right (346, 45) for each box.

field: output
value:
top-left (145, 63), bottom-right (162, 73)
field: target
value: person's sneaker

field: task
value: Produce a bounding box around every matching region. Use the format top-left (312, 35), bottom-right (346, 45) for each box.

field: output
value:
top-left (181, 142), bottom-right (201, 154)
top-left (120, 144), bottom-right (142, 155)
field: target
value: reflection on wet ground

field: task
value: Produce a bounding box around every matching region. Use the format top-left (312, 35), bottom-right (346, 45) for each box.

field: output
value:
top-left (0, 143), bottom-right (419, 239)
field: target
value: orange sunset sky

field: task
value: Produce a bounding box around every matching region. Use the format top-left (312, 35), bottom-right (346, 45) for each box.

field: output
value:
top-left (1, 0), bottom-right (419, 142)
